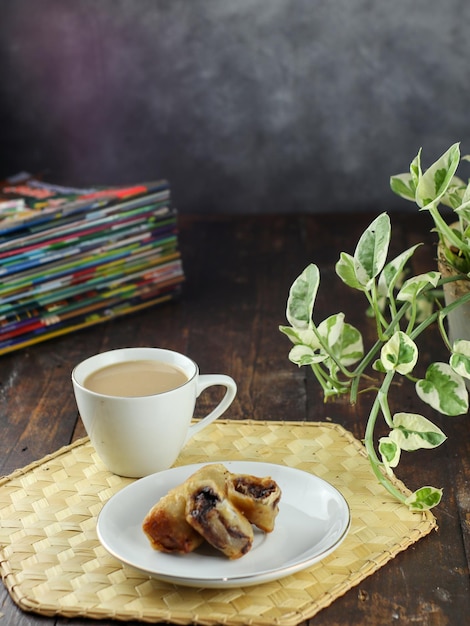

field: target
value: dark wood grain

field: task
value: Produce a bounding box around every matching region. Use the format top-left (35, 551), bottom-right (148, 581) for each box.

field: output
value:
top-left (0, 213), bottom-right (469, 626)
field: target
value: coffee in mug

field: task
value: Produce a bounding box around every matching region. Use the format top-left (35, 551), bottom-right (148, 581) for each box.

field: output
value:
top-left (72, 347), bottom-right (237, 478)
top-left (83, 360), bottom-right (189, 396)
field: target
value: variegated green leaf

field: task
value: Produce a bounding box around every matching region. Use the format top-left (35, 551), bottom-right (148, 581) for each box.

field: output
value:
top-left (353, 213), bottom-right (391, 289)
top-left (288, 345), bottom-right (327, 366)
top-left (405, 486), bottom-right (443, 511)
top-left (372, 358), bottom-right (387, 372)
top-left (380, 331), bottom-right (418, 375)
top-left (416, 362), bottom-right (469, 415)
top-left (441, 176), bottom-right (470, 210)
top-left (279, 325), bottom-right (321, 350)
top-left (318, 313), bottom-right (345, 347)
top-left (450, 339), bottom-right (470, 380)
top-left (389, 412), bottom-right (447, 451)
top-left (379, 436), bottom-right (401, 475)
top-left (454, 204), bottom-right (470, 221)
top-left (318, 314), bottom-right (364, 367)
top-left (378, 244), bottom-right (421, 298)
top-left (396, 271), bottom-right (441, 303)
top-left (390, 173), bottom-right (416, 201)
top-left (336, 323), bottom-right (364, 366)
top-left (409, 149), bottom-right (422, 187)
top-left (335, 252), bottom-right (363, 290)
top-left (415, 143), bottom-right (460, 208)
top-left (443, 176), bottom-right (468, 209)
top-left (286, 264), bottom-right (319, 329)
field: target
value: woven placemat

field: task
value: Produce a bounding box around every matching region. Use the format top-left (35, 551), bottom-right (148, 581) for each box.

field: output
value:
top-left (0, 420), bottom-right (436, 626)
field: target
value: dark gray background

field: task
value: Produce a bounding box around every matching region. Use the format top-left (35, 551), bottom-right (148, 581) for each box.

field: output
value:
top-left (1, 0), bottom-right (469, 214)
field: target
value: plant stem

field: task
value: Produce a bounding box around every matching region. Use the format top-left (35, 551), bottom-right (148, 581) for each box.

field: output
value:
top-left (363, 371), bottom-right (408, 504)
top-left (368, 282), bottom-right (389, 339)
top-left (310, 362), bottom-right (349, 397)
top-left (410, 288), bottom-right (470, 341)
top-left (350, 302), bottom-right (410, 403)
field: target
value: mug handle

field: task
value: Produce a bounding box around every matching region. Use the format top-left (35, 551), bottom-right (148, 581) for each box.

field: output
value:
top-left (184, 374), bottom-right (237, 443)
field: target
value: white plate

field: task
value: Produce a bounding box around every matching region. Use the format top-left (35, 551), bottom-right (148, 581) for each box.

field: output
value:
top-left (97, 461), bottom-right (350, 588)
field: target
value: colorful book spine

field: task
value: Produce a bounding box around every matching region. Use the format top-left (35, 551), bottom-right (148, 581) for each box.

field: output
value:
top-left (0, 174), bottom-right (184, 354)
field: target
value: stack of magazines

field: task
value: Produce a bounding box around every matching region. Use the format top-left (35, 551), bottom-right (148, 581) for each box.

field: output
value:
top-left (0, 173), bottom-right (184, 355)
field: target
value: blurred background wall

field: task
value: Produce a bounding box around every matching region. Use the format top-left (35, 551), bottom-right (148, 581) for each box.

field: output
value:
top-left (1, 0), bottom-right (469, 214)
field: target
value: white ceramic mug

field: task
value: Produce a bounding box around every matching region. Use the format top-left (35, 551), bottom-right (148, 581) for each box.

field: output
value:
top-left (71, 347), bottom-right (237, 478)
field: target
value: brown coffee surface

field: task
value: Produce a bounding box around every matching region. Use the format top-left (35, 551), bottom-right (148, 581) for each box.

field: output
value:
top-left (83, 360), bottom-right (188, 397)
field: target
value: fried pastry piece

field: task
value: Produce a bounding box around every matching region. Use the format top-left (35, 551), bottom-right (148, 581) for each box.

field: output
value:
top-left (185, 464), bottom-right (254, 559)
top-left (142, 483), bottom-right (204, 554)
top-left (228, 472), bottom-right (281, 532)
top-left (188, 463), bottom-right (231, 492)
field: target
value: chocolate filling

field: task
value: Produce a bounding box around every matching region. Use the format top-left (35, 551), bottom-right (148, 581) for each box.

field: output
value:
top-left (189, 486), bottom-right (251, 552)
top-left (233, 476), bottom-right (276, 500)
top-left (190, 486), bottom-right (219, 517)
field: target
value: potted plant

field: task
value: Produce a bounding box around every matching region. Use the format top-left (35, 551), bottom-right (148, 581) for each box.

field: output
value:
top-left (391, 142), bottom-right (470, 346)
top-left (280, 143), bottom-right (470, 512)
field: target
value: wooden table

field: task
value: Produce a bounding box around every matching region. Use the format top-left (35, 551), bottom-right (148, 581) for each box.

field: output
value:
top-left (1, 213), bottom-right (469, 625)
